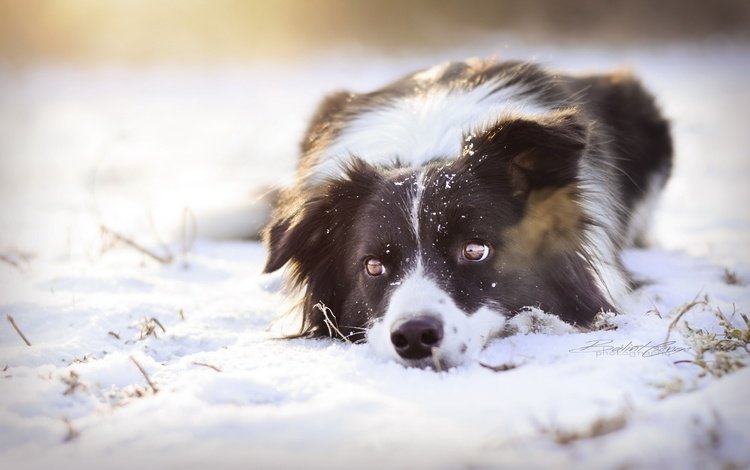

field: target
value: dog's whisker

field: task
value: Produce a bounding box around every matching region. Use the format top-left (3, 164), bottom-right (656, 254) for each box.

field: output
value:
top-left (340, 325), bottom-right (369, 332)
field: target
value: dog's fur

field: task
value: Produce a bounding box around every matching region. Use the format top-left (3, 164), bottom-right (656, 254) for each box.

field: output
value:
top-left (263, 60), bottom-right (672, 368)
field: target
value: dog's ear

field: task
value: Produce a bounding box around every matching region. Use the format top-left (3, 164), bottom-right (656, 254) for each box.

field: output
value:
top-left (262, 90), bottom-right (354, 273)
top-left (301, 90), bottom-right (355, 155)
top-left (262, 160), bottom-right (379, 337)
top-left (464, 110), bottom-right (589, 195)
top-left (262, 193), bottom-right (331, 275)
top-left (262, 158), bottom-right (379, 275)
top-left (267, 90), bottom-right (355, 271)
top-left (262, 214), bottom-right (295, 274)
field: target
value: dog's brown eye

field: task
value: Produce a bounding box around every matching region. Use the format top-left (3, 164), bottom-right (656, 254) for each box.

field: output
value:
top-left (365, 257), bottom-right (385, 276)
top-left (463, 241), bottom-right (490, 261)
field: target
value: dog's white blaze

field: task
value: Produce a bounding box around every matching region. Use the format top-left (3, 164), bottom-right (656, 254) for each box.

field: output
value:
top-left (410, 170), bottom-right (426, 267)
top-left (310, 79), bottom-right (555, 183)
top-left (367, 273), bottom-right (508, 366)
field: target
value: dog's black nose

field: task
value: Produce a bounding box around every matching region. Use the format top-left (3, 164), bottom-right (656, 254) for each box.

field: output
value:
top-left (390, 316), bottom-right (444, 360)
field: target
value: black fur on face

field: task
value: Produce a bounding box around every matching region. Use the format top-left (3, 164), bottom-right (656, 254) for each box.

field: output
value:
top-left (263, 159), bottom-right (388, 342)
top-left (416, 111), bottom-right (614, 325)
top-left (264, 112), bottom-right (615, 341)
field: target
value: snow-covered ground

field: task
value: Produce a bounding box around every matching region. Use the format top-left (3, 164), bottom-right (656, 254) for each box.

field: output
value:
top-left (1, 41), bottom-right (749, 469)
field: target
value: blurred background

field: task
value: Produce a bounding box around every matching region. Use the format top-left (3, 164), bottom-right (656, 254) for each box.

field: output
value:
top-left (0, 0), bottom-right (748, 265)
top-left (1, 0), bottom-right (749, 63)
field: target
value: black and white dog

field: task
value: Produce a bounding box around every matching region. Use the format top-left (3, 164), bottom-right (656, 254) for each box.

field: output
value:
top-left (263, 59), bottom-right (672, 368)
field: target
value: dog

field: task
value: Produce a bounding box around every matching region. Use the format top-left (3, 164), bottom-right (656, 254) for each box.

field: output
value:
top-left (262, 59), bottom-right (672, 369)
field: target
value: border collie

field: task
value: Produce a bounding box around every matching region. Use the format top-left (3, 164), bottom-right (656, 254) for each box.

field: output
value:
top-left (263, 59), bottom-right (672, 369)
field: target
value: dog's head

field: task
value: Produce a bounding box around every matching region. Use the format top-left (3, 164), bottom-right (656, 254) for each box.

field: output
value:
top-left (263, 109), bottom-right (614, 369)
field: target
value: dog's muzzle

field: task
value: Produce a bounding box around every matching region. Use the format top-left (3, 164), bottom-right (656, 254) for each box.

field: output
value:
top-left (389, 315), bottom-right (443, 360)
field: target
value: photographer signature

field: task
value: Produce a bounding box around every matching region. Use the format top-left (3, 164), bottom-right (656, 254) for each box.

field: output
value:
top-left (569, 339), bottom-right (690, 357)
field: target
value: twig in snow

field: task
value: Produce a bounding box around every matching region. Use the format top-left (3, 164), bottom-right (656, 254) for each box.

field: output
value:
top-left (192, 361), bottom-right (222, 372)
top-left (138, 317), bottom-right (166, 340)
top-left (673, 359), bottom-right (698, 366)
top-left (676, 303), bottom-right (749, 377)
top-left (591, 310), bottom-right (618, 331)
top-left (62, 371), bottom-right (87, 396)
top-left (314, 302), bottom-right (352, 344)
top-left (479, 362), bottom-right (519, 372)
top-left (151, 317), bottom-right (166, 333)
top-left (178, 309), bottom-right (185, 321)
top-left (431, 347), bottom-right (443, 372)
top-left (62, 417), bottom-right (80, 443)
top-left (645, 296), bottom-right (663, 319)
top-left (0, 254), bottom-right (22, 271)
top-left (722, 268), bottom-right (743, 286)
top-left (147, 209), bottom-right (174, 261)
top-left (6, 315), bottom-right (31, 346)
top-left (664, 292), bottom-right (708, 343)
top-left (0, 251), bottom-right (32, 272)
top-left (181, 207), bottom-right (197, 269)
top-left (129, 356), bottom-right (158, 393)
top-left (548, 412), bottom-right (628, 445)
top-left (68, 354), bottom-right (91, 366)
top-left (108, 331), bottom-right (120, 340)
top-left (100, 225), bottom-right (173, 264)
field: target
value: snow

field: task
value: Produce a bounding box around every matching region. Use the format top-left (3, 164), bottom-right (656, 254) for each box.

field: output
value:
top-left (1, 41), bottom-right (749, 468)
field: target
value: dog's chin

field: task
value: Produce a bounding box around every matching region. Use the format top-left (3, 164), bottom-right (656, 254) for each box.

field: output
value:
top-left (366, 303), bottom-right (508, 371)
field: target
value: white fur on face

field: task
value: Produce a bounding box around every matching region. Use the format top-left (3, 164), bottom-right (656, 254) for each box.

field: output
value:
top-left (310, 76), bottom-right (554, 184)
top-left (367, 272), bottom-right (508, 368)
